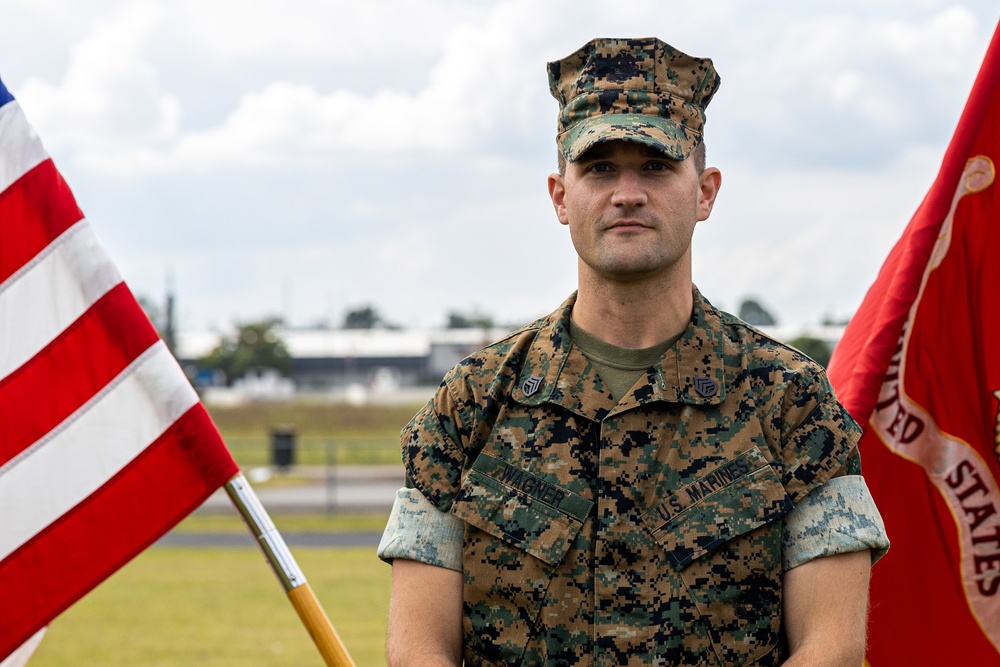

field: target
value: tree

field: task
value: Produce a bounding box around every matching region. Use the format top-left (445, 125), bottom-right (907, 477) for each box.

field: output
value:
top-left (446, 310), bottom-right (494, 329)
top-left (789, 336), bottom-right (832, 368)
top-left (199, 317), bottom-right (291, 385)
top-left (737, 297), bottom-right (777, 326)
top-left (821, 313), bottom-right (850, 327)
top-left (343, 304), bottom-right (384, 329)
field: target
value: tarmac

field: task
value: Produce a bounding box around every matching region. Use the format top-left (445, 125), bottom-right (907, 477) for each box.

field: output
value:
top-left (156, 464), bottom-right (403, 548)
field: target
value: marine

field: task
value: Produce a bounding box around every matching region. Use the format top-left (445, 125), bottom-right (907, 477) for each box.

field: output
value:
top-left (379, 36), bottom-right (890, 666)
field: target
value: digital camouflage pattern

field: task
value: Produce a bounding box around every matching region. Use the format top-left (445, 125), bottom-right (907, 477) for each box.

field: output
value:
top-left (780, 474), bottom-right (888, 571)
top-left (378, 487), bottom-right (464, 572)
top-left (402, 288), bottom-right (862, 666)
top-left (548, 37), bottom-right (721, 162)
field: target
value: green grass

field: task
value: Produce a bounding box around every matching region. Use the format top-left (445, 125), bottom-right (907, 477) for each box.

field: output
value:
top-left (223, 436), bottom-right (403, 468)
top-left (206, 402), bottom-right (422, 438)
top-left (203, 401), bottom-right (418, 469)
top-left (27, 402), bottom-right (411, 665)
top-left (30, 547), bottom-right (391, 666)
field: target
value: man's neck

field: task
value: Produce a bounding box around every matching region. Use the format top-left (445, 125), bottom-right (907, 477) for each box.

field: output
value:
top-left (571, 270), bottom-right (694, 349)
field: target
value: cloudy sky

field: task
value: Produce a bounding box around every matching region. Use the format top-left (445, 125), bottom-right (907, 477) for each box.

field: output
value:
top-left (3, 0), bottom-right (998, 333)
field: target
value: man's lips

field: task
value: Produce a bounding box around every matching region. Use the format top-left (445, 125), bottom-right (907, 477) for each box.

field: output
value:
top-left (605, 218), bottom-right (652, 231)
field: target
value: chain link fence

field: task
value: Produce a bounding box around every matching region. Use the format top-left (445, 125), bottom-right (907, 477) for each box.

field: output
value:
top-left (220, 435), bottom-right (403, 513)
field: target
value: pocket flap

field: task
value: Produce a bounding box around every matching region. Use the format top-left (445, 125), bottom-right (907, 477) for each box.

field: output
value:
top-left (451, 454), bottom-right (592, 567)
top-left (641, 448), bottom-right (792, 570)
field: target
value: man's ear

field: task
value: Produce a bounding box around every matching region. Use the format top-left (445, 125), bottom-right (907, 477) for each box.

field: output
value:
top-left (697, 167), bottom-right (722, 222)
top-left (548, 173), bottom-right (569, 226)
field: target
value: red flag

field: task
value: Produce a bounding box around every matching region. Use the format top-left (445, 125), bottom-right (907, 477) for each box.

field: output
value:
top-left (0, 81), bottom-right (239, 660)
top-left (827, 19), bottom-right (1000, 665)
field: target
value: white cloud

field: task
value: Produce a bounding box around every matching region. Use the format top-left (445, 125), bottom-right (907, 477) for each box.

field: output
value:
top-left (62, 0), bottom-right (563, 173)
top-left (884, 6), bottom-right (980, 73)
top-left (6, 0), bottom-right (998, 331)
top-left (78, 80), bottom-right (474, 173)
top-left (694, 144), bottom-right (946, 326)
top-left (374, 227), bottom-right (438, 274)
top-left (17, 2), bottom-right (180, 152)
top-left (33, 0), bottom-right (991, 176)
top-left (716, 5), bottom-right (988, 167)
top-left (173, 0), bottom-right (486, 63)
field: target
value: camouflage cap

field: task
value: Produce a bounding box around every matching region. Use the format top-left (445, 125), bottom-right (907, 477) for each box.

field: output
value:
top-left (548, 37), bottom-right (720, 162)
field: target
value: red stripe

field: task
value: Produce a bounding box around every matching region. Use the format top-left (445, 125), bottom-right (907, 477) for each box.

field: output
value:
top-left (0, 404), bottom-right (238, 660)
top-left (0, 284), bottom-right (159, 466)
top-left (0, 159), bottom-right (83, 284)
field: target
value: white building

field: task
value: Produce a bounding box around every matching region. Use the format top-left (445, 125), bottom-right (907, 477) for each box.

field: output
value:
top-left (176, 325), bottom-right (510, 401)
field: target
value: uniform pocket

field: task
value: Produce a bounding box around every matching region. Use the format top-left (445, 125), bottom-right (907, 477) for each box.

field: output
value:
top-left (642, 447), bottom-right (792, 569)
top-left (641, 447), bottom-right (791, 666)
top-left (451, 453), bottom-right (592, 666)
top-left (453, 453), bottom-right (591, 564)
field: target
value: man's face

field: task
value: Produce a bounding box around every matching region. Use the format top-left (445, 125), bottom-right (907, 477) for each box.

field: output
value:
top-left (548, 140), bottom-right (721, 285)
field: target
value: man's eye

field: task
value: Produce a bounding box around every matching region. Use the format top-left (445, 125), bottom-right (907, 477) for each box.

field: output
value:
top-left (646, 161), bottom-right (669, 171)
top-left (589, 163), bottom-right (612, 173)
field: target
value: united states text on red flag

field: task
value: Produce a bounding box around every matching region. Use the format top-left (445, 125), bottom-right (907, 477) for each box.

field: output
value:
top-left (0, 79), bottom-right (239, 660)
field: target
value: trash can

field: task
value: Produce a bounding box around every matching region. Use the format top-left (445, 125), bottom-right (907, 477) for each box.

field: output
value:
top-left (270, 425), bottom-right (296, 470)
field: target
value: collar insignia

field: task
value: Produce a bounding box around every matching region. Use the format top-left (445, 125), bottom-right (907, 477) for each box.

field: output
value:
top-left (522, 376), bottom-right (544, 397)
top-left (693, 376), bottom-right (718, 398)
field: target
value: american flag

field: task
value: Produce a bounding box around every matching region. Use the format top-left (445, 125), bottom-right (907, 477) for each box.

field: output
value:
top-left (0, 78), bottom-right (239, 660)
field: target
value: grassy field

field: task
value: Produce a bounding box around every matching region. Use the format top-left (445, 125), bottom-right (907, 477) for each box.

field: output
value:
top-left (206, 402), bottom-right (422, 438)
top-left (30, 547), bottom-right (391, 666)
top-left (206, 401), bottom-right (421, 468)
top-left (29, 401), bottom-right (419, 666)
top-left (31, 513), bottom-right (393, 666)
top-left (223, 435), bottom-right (403, 468)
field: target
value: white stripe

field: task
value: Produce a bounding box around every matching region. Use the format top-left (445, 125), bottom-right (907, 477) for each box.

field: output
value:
top-left (0, 341), bottom-right (198, 561)
top-left (0, 221), bottom-right (122, 381)
top-left (0, 100), bottom-right (48, 195)
top-left (0, 628), bottom-right (45, 667)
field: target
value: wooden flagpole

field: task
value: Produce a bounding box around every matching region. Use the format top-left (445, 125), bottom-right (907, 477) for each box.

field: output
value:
top-left (225, 473), bottom-right (356, 667)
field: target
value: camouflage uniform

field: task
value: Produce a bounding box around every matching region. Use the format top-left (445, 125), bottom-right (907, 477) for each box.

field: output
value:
top-left (393, 290), bottom-right (876, 666)
top-left (380, 37), bottom-right (889, 666)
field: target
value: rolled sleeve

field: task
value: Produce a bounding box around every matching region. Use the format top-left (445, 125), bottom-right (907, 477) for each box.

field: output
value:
top-left (377, 487), bottom-right (465, 572)
top-left (782, 475), bottom-right (890, 571)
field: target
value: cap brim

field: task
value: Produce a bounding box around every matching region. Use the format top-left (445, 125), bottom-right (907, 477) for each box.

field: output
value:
top-left (559, 114), bottom-right (699, 162)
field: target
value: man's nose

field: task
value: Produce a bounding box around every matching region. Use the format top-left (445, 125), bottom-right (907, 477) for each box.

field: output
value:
top-left (611, 169), bottom-right (647, 208)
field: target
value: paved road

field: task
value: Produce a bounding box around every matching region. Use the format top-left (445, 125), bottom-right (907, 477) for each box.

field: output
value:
top-left (158, 465), bottom-right (402, 548)
top-left (198, 465), bottom-right (404, 514)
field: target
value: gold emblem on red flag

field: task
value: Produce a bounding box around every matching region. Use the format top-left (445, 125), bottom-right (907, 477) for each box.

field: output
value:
top-left (965, 155), bottom-right (995, 193)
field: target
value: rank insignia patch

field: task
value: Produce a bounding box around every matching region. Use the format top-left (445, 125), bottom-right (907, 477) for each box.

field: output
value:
top-left (522, 376), bottom-right (544, 397)
top-left (693, 376), bottom-right (718, 398)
